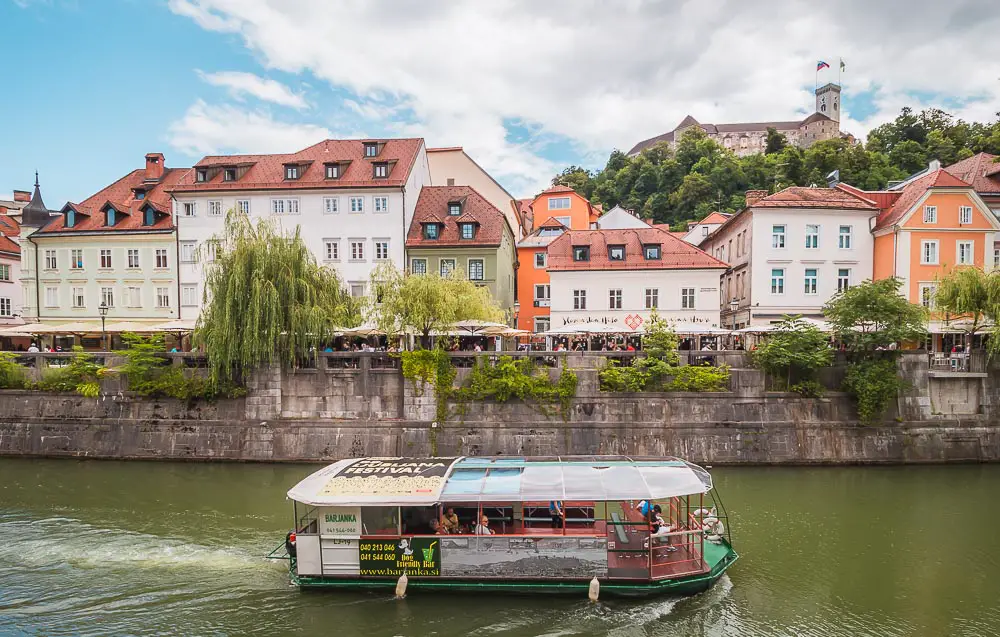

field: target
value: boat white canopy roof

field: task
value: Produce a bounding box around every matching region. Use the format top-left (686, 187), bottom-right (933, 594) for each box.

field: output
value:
top-left (287, 456), bottom-right (713, 507)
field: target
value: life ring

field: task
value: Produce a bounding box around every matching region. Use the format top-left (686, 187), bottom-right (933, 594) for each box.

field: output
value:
top-left (691, 508), bottom-right (714, 518)
top-left (702, 517), bottom-right (725, 544)
top-left (285, 531), bottom-right (297, 557)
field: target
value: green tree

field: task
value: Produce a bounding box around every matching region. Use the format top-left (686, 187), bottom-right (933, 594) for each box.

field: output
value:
top-left (195, 212), bottom-right (356, 386)
top-left (935, 266), bottom-right (1000, 351)
top-left (765, 127), bottom-right (787, 154)
top-left (552, 165), bottom-right (596, 199)
top-left (823, 278), bottom-right (927, 353)
top-left (751, 315), bottom-right (833, 392)
top-left (368, 263), bottom-right (503, 347)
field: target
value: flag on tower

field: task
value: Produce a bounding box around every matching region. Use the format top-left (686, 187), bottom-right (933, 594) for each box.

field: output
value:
top-left (817, 60), bottom-right (830, 71)
top-left (840, 58), bottom-right (846, 71)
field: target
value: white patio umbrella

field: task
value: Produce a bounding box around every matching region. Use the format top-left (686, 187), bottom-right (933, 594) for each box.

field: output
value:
top-left (578, 323), bottom-right (633, 334)
top-left (154, 319), bottom-right (198, 332)
top-left (0, 322), bottom-right (58, 334)
top-left (341, 323), bottom-right (385, 337)
top-left (452, 320), bottom-right (510, 336)
top-left (668, 322), bottom-right (731, 335)
top-left (540, 326), bottom-right (585, 335)
top-left (104, 321), bottom-right (162, 333)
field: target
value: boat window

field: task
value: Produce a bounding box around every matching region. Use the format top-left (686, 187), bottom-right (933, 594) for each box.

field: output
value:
top-left (295, 503), bottom-right (319, 534)
top-left (361, 506), bottom-right (399, 536)
top-left (401, 506), bottom-right (439, 535)
top-left (438, 504), bottom-right (480, 534)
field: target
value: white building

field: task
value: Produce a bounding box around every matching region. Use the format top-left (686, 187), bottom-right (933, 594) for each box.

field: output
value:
top-left (595, 205), bottom-right (648, 230)
top-left (546, 226), bottom-right (727, 331)
top-left (0, 190), bottom-right (27, 328)
top-left (20, 156), bottom-right (183, 333)
top-left (701, 187), bottom-right (879, 329)
top-left (169, 138), bottom-right (430, 316)
top-left (680, 211), bottom-right (731, 247)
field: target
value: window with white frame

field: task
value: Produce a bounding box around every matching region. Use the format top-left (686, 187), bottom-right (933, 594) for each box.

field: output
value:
top-left (44, 286), bottom-right (58, 307)
top-left (702, 226), bottom-right (709, 237)
top-left (101, 286), bottom-right (114, 308)
top-left (573, 289), bottom-right (587, 310)
top-left (838, 225), bottom-right (853, 249)
top-left (995, 248), bottom-right (1000, 267)
top-left (374, 240), bottom-right (389, 261)
top-left (324, 239), bottom-right (339, 261)
top-left (0, 297), bottom-right (11, 317)
top-left (534, 317), bottom-right (550, 333)
top-left (837, 268), bottom-right (851, 293)
top-left (208, 200), bottom-right (223, 216)
top-left (534, 284), bottom-right (550, 301)
top-left (373, 163), bottom-right (388, 178)
top-left (373, 196), bottom-right (388, 213)
top-left (534, 252), bottom-right (546, 268)
top-left (156, 287), bottom-right (170, 308)
top-left (180, 241), bottom-right (197, 263)
top-left (440, 259), bottom-right (456, 276)
top-left (205, 241), bottom-right (217, 262)
top-left (126, 286), bottom-right (142, 308)
top-left (326, 164), bottom-right (340, 179)
top-left (285, 165), bottom-right (299, 180)
top-left (923, 205), bottom-right (937, 223)
top-left (805, 224), bottom-right (819, 249)
top-left (45, 250), bottom-right (57, 270)
top-left (681, 287), bottom-right (695, 309)
top-left (411, 258), bottom-right (427, 275)
top-left (804, 268), bottom-right (818, 295)
top-left (72, 286), bottom-right (85, 308)
top-left (644, 288), bottom-right (659, 309)
top-left (237, 199), bottom-right (250, 214)
top-left (548, 197), bottom-right (571, 210)
top-left (921, 240), bottom-right (939, 264)
top-left (271, 198), bottom-right (299, 215)
top-left (957, 240), bottom-right (974, 265)
top-left (181, 285), bottom-right (198, 307)
top-left (99, 249), bottom-right (112, 269)
top-left (183, 202), bottom-right (197, 217)
top-left (609, 289), bottom-right (622, 309)
top-left (959, 206), bottom-right (973, 225)
top-left (468, 259), bottom-right (484, 281)
top-left (350, 241), bottom-right (365, 261)
top-left (555, 216), bottom-right (571, 227)
top-left (350, 283), bottom-right (365, 297)
top-left (771, 268), bottom-right (785, 294)
top-left (71, 249), bottom-right (84, 269)
top-left (155, 249), bottom-right (168, 268)
top-left (772, 224), bottom-right (785, 248)
top-left (127, 249), bottom-right (140, 268)
top-left (323, 197), bottom-right (339, 214)
top-left (0, 264), bottom-right (11, 281)
top-left (920, 283), bottom-right (937, 309)
top-left (350, 197), bottom-right (364, 213)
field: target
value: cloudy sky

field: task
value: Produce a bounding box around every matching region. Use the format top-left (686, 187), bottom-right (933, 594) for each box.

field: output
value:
top-left (3, 0), bottom-right (999, 205)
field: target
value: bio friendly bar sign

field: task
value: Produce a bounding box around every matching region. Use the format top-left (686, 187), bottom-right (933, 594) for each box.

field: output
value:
top-left (359, 537), bottom-right (441, 576)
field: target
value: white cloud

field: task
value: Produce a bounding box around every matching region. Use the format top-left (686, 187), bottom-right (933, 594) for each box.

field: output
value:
top-left (196, 70), bottom-right (308, 109)
top-left (167, 100), bottom-right (331, 156)
top-left (168, 0), bottom-right (1000, 195)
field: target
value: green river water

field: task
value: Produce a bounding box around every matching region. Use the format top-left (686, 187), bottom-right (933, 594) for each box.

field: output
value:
top-left (1, 459), bottom-right (999, 636)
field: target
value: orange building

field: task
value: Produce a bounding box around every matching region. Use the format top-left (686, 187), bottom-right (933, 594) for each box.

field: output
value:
top-left (860, 169), bottom-right (1000, 332)
top-left (515, 185), bottom-right (600, 332)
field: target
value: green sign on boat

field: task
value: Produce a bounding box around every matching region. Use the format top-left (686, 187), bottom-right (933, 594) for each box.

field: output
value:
top-left (359, 537), bottom-right (441, 577)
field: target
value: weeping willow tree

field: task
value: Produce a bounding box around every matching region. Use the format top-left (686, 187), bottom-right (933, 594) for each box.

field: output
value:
top-left (935, 266), bottom-right (1000, 354)
top-left (195, 211), bottom-right (357, 385)
top-left (367, 262), bottom-right (504, 347)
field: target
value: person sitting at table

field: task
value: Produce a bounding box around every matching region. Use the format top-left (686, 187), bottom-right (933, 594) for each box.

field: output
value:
top-left (474, 514), bottom-right (494, 535)
top-left (430, 519), bottom-right (448, 535)
top-left (441, 507), bottom-right (460, 533)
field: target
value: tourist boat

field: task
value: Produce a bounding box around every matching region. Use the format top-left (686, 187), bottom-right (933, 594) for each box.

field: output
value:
top-left (272, 455), bottom-right (737, 597)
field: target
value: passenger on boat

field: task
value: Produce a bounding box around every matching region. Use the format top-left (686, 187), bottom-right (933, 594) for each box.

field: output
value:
top-left (474, 515), bottom-right (494, 535)
top-left (430, 519), bottom-right (448, 535)
top-left (549, 500), bottom-right (565, 529)
top-left (441, 507), bottom-right (460, 533)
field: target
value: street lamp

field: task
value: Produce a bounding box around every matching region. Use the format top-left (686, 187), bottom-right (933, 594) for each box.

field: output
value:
top-left (98, 302), bottom-right (109, 351)
top-left (729, 298), bottom-right (739, 328)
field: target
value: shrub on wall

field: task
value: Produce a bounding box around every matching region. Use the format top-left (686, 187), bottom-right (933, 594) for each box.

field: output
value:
top-left (0, 353), bottom-right (28, 389)
top-left (750, 315), bottom-right (832, 394)
top-left (666, 364), bottom-right (731, 392)
top-left (35, 347), bottom-right (106, 397)
top-left (843, 359), bottom-right (907, 424)
top-left (116, 333), bottom-right (243, 400)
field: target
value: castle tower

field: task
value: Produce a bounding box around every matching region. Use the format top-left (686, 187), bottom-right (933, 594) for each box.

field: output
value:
top-left (815, 83), bottom-right (841, 123)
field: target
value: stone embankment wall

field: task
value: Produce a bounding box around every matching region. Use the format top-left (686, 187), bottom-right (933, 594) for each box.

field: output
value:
top-left (1, 351), bottom-right (998, 464)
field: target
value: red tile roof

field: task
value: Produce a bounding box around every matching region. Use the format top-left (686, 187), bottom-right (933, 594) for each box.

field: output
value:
top-left (0, 214), bottom-right (20, 237)
top-left (698, 211), bottom-right (730, 225)
top-left (945, 153), bottom-right (1000, 195)
top-left (873, 169), bottom-right (972, 230)
top-left (406, 186), bottom-right (510, 248)
top-left (538, 216), bottom-right (568, 229)
top-left (547, 226), bottom-right (727, 271)
top-left (752, 186), bottom-right (879, 210)
top-left (538, 185), bottom-right (576, 195)
top-left (0, 235), bottom-right (19, 255)
top-left (170, 139), bottom-right (424, 193)
top-left (517, 198), bottom-right (533, 229)
top-left (37, 166), bottom-right (187, 234)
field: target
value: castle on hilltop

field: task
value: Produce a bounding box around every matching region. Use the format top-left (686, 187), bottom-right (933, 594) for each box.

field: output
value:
top-left (627, 83), bottom-right (843, 157)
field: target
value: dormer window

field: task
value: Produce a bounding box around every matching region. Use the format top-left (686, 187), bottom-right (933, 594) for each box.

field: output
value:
top-left (135, 191), bottom-right (145, 200)
top-left (195, 169), bottom-right (207, 183)
top-left (423, 223), bottom-right (440, 240)
top-left (448, 203), bottom-right (461, 216)
top-left (644, 244), bottom-right (662, 260)
top-left (325, 164), bottom-right (340, 179)
top-left (66, 210), bottom-right (76, 228)
top-left (285, 165), bottom-right (300, 180)
top-left (573, 246), bottom-right (590, 262)
top-left (105, 207), bottom-right (117, 227)
top-left (364, 142), bottom-right (378, 158)
top-left (143, 207), bottom-right (155, 226)
top-left (460, 223), bottom-right (476, 240)
top-left (608, 245), bottom-right (625, 261)
top-left (223, 168), bottom-right (236, 182)
top-left (373, 162), bottom-right (388, 179)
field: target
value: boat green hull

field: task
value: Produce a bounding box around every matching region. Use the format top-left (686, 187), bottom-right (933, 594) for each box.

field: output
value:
top-left (290, 543), bottom-right (737, 598)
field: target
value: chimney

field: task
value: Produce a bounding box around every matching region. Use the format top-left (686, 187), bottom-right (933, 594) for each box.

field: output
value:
top-left (12, 190), bottom-right (30, 203)
top-left (145, 153), bottom-right (166, 181)
top-left (745, 190), bottom-right (768, 207)
top-left (928, 159), bottom-right (941, 172)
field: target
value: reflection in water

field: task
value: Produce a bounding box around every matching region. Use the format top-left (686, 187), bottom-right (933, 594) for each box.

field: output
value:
top-left (1, 459), bottom-right (999, 636)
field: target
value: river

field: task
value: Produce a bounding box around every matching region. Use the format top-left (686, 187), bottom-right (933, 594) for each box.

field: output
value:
top-left (1, 459), bottom-right (998, 636)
